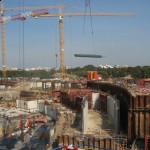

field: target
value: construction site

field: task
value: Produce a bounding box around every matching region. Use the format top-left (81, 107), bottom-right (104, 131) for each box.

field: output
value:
top-left (0, 73), bottom-right (149, 150)
top-left (0, 0), bottom-right (150, 150)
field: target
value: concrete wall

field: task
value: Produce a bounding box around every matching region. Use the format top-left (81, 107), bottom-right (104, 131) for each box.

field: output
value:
top-left (107, 96), bottom-right (120, 133)
top-left (37, 81), bottom-right (42, 88)
top-left (0, 85), bottom-right (5, 90)
top-left (107, 96), bottom-right (115, 121)
top-left (30, 81), bottom-right (42, 89)
top-left (38, 102), bottom-right (45, 113)
top-left (92, 92), bottom-right (100, 110)
top-left (54, 82), bottom-right (61, 90)
top-left (16, 99), bottom-right (26, 109)
top-left (42, 82), bottom-right (52, 90)
top-left (45, 105), bottom-right (57, 121)
top-left (46, 82), bottom-right (52, 88)
top-left (30, 82), bottom-right (34, 89)
top-left (16, 99), bottom-right (39, 112)
top-left (68, 83), bottom-right (71, 88)
top-left (27, 100), bottom-right (38, 110)
top-left (82, 96), bottom-right (88, 134)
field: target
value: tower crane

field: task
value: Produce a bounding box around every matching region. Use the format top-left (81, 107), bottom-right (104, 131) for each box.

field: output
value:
top-left (0, 0), bottom-right (6, 78)
top-left (0, 0), bottom-right (135, 78)
top-left (0, 0), bottom-right (66, 78)
top-left (39, 9), bottom-right (135, 78)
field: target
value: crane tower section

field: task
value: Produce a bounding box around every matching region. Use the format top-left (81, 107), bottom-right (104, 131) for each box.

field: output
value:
top-left (59, 16), bottom-right (65, 78)
top-left (0, 0), bottom-right (6, 78)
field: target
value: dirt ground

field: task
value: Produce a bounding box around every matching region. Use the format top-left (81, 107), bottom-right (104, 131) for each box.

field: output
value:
top-left (55, 108), bottom-right (115, 138)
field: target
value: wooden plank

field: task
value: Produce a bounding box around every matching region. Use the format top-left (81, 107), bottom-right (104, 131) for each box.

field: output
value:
top-left (140, 112), bottom-right (144, 137)
top-left (128, 112), bottom-right (132, 141)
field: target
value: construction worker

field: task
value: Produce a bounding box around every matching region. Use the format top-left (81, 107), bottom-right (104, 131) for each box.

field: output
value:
top-left (119, 144), bottom-right (122, 150)
top-left (63, 145), bottom-right (67, 150)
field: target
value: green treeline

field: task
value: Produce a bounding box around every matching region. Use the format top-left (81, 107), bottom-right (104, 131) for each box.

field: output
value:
top-left (67, 65), bottom-right (150, 79)
top-left (1, 65), bottom-right (150, 79)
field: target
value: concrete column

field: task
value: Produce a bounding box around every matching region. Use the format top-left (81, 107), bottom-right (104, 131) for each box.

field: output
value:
top-left (116, 99), bottom-right (120, 134)
top-left (81, 96), bottom-right (88, 134)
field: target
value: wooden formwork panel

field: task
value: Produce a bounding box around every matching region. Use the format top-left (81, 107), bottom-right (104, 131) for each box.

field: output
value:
top-left (55, 135), bottom-right (118, 149)
top-left (87, 81), bottom-right (150, 144)
top-left (146, 96), bottom-right (150, 109)
top-left (146, 112), bottom-right (150, 135)
top-left (100, 138), bottom-right (104, 148)
top-left (128, 95), bottom-right (150, 142)
top-left (140, 112), bottom-right (145, 137)
top-left (94, 138), bottom-right (100, 150)
top-left (105, 138), bottom-right (112, 149)
top-left (140, 96), bottom-right (145, 108)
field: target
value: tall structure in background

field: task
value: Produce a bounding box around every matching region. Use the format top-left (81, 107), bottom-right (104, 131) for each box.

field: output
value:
top-left (41, 9), bottom-right (135, 78)
top-left (58, 6), bottom-right (65, 78)
top-left (0, 3), bottom-right (66, 78)
top-left (0, 0), bottom-right (6, 78)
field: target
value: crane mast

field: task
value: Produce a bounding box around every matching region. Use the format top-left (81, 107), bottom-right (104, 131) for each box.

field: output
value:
top-left (59, 16), bottom-right (65, 78)
top-left (1, 0), bottom-right (6, 78)
top-left (58, 5), bottom-right (65, 78)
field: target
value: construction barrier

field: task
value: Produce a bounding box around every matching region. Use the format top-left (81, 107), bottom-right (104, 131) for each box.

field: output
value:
top-left (87, 71), bottom-right (98, 80)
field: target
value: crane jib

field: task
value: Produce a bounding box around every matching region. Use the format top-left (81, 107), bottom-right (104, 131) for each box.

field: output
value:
top-left (0, 8), bottom-right (48, 23)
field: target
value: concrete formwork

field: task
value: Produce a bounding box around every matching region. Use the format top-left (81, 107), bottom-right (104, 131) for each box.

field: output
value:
top-left (54, 135), bottom-right (127, 149)
top-left (128, 95), bottom-right (150, 141)
top-left (87, 81), bottom-right (150, 147)
top-left (60, 89), bottom-right (102, 111)
top-left (99, 92), bottom-right (107, 113)
top-left (60, 90), bottom-right (92, 111)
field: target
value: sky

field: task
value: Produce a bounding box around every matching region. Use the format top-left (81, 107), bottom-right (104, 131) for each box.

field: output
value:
top-left (0, 0), bottom-right (150, 69)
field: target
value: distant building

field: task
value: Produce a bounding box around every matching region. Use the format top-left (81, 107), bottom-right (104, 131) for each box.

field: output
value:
top-left (98, 64), bottom-right (113, 68)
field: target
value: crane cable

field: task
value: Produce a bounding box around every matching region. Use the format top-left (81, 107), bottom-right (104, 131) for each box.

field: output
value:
top-left (18, 0), bottom-right (21, 96)
top-left (69, 17), bottom-right (73, 68)
top-left (83, 0), bottom-right (96, 54)
top-left (18, 0), bottom-right (21, 70)
top-left (22, 0), bottom-right (25, 75)
top-left (83, 0), bottom-right (87, 33)
top-left (88, 0), bottom-right (96, 54)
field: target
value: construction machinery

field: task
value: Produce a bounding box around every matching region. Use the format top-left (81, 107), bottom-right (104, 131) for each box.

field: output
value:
top-left (0, 0), bottom-right (135, 78)
top-left (0, 0), bottom-right (66, 78)
top-left (40, 10), bottom-right (135, 78)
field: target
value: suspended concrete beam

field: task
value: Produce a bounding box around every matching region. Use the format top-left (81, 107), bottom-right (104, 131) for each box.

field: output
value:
top-left (74, 54), bottom-right (103, 58)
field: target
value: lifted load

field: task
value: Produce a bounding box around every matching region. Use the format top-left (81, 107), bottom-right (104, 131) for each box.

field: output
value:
top-left (74, 54), bottom-right (103, 58)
